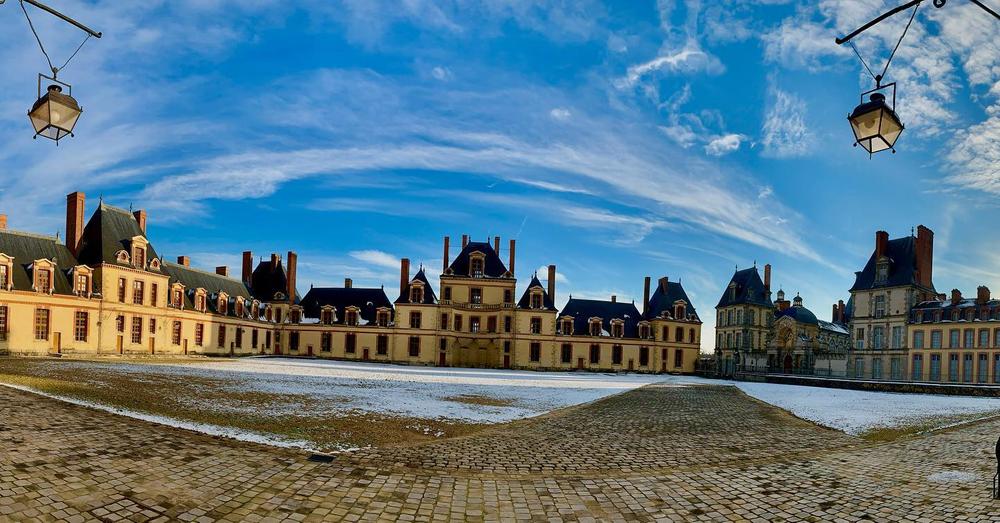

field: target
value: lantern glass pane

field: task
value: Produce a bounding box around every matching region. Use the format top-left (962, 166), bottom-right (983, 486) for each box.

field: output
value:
top-left (850, 107), bottom-right (882, 141)
top-left (48, 99), bottom-right (81, 133)
top-left (880, 113), bottom-right (903, 148)
top-left (869, 135), bottom-right (891, 153)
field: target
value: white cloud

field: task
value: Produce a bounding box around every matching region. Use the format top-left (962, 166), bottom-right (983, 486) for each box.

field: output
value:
top-left (431, 66), bottom-right (452, 81)
top-left (536, 265), bottom-right (569, 284)
top-left (704, 133), bottom-right (744, 156)
top-left (348, 249), bottom-right (401, 270)
top-left (618, 45), bottom-right (724, 88)
top-left (549, 107), bottom-right (571, 120)
top-left (760, 80), bottom-right (814, 158)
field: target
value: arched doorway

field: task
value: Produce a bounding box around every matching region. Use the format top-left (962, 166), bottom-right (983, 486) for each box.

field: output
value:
top-left (783, 354), bottom-right (793, 374)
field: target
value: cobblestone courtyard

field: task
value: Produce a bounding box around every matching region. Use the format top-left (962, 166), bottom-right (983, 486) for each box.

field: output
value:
top-left (2, 382), bottom-right (999, 522)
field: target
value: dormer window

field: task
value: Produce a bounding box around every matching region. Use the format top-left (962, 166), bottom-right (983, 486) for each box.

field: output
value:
top-left (589, 318), bottom-right (602, 336)
top-left (265, 307), bottom-right (273, 322)
top-left (639, 323), bottom-right (651, 339)
top-left (346, 308), bottom-right (359, 326)
top-left (170, 285), bottom-right (185, 308)
top-left (560, 318), bottom-right (573, 335)
top-left (376, 308), bottom-right (389, 327)
top-left (321, 307), bottom-right (335, 325)
top-left (0, 254), bottom-right (13, 291)
top-left (73, 270), bottom-right (90, 297)
top-left (411, 284), bottom-right (424, 303)
top-left (236, 299), bottom-right (245, 317)
top-left (36, 267), bottom-right (52, 294)
top-left (610, 320), bottom-right (624, 338)
top-left (674, 302), bottom-right (686, 320)
top-left (218, 296), bottom-right (228, 315)
top-left (530, 290), bottom-right (543, 309)
top-left (470, 254), bottom-right (485, 278)
top-left (291, 308), bottom-right (301, 323)
top-left (875, 260), bottom-right (889, 284)
top-left (194, 289), bottom-right (207, 313)
top-left (133, 246), bottom-right (146, 269)
top-left (149, 258), bottom-right (161, 271)
top-left (115, 250), bottom-right (130, 264)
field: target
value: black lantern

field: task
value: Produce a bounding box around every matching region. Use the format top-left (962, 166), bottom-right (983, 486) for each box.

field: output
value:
top-left (848, 83), bottom-right (903, 157)
top-left (28, 75), bottom-right (82, 144)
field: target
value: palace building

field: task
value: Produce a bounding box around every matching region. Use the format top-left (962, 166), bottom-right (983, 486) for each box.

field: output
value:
top-left (0, 192), bottom-right (702, 373)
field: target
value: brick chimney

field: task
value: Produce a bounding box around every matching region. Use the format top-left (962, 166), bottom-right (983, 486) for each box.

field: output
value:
top-left (951, 288), bottom-right (962, 305)
top-left (345, 278), bottom-right (353, 289)
top-left (642, 276), bottom-right (651, 316)
top-left (442, 236), bottom-right (450, 272)
top-left (838, 299), bottom-right (846, 323)
top-left (611, 294), bottom-right (617, 303)
top-left (832, 303), bottom-right (839, 323)
top-left (916, 225), bottom-right (934, 288)
top-left (547, 264), bottom-right (556, 304)
top-left (494, 236), bottom-right (500, 253)
top-left (215, 266), bottom-right (229, 277)
top-left (400, 258), bottom-right (410, 297)
top-left (270, 253), bottom-right (280, 273)
top-left (66, 192), bottom-right (85, 256)
top-left (242, 251), bottom-right (253, 286)
top-left (508, 239), bottom-right (516, 276)
top-left (177, 255), bottom-right (190, 267)
top-left (133, 209), bottom-right (147, 235)
top-left (0, 214), bottom-right (7, 230)
top-left (875, 230), bottom-right (889, 259)
top-left (763, 263), bottom-right (771, 294)
top-left (286, 251), bottom-right (297, 304)
top-left (658, 276), bottom-right (669, 293)
top-left (461, 234), bottom-right (469, 249)
top-left (978, 286), bottom-right (991, 304)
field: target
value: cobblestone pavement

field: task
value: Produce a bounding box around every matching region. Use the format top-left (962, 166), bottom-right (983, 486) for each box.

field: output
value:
top-left (2, 383), bottom-right (1000, 522)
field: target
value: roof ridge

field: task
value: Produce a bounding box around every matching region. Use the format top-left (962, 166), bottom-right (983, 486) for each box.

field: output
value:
top-left (163, 260), bottom-right (245, 283)
top-left (0, 229), bottom-right (59, 242)
top-left (99, 201), bottom-right (134, 215)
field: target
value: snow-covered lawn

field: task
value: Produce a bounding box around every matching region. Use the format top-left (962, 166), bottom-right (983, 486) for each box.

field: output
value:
top-left (118, 357), bottom-right (669, 423)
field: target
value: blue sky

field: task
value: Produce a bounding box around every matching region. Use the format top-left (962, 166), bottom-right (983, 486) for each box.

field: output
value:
top-left (1, 1), bottom-right (998, 351)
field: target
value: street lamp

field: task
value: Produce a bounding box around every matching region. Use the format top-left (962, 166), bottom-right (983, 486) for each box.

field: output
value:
top-left (848, 83), bottom-right (904, 157)
top-left (28, 75), bottom-right (82, 144)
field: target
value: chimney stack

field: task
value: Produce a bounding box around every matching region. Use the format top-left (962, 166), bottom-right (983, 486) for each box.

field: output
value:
top-left (133, 209), bottom-right (147, 235)
top-left (875, 230), bottom-right (889, 259)
top-left (177, 255), bottom-right (190, 267)
top-left (215, 266), bottom-right (229, 277)
top-left (643, 276), bottom-right (651, 316)
top-left (508, 239), bottom-right (516, 276)
top-left (270, 253), bottom-right (280, 273)
top-left (838, 299), bottom-right (845, 323)
top-left (832, 303), bottom-right (839, 323)
top-left (443, 236), bottom-right (450, 272)
top-left (345, 278), bottom-right (353, 289)
top-left (547, 264), bottom-right (556, 304)
top-left (0, 214), bottom-right (6, 230)
top-left (494, 236), bottom-right (500, 253)
top-left (978, 286), bottom-right (991, 304)
top-left (611, 294), bottom-right (617, 303)
top-left (400, 258), bottom-right (410, 297)
top-left (658, 276), bottom-right (669, 293)
top-left (763, 264), bottom-right (771, 294)
top-left (916, 225), bottom-right (934, 288)
top-left (461, 234), bottom-right (469, 249)
top-left (951, 288), bottom-right (962, 305)
top-left (242, 251), bottom-right (253, 286)
top-left (286, 251), bottom-right (297, 304)
top-left (66, 192), bottom-right (85, 256)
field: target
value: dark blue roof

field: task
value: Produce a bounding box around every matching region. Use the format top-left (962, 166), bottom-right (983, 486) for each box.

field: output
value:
top-left (775, 305), bottom-right (818, 325)
top-left (911, 297), bottom-right (1000, 322)
top-left (517, 274), bottom-right (557, 310)
top-left (645, 279), bottom-right (698, 321)
top-left (446, 241), bottom-right (509, 278)
top-left (300, 287), bottom-right (393, 325)
top-left (850, 236), bottom-right (933, 292)
top-left (559, 298), bottom-right (642, 338)
top-left (396, 268), bottom-right (438, 304)
top-left (717, 267), bottom-right (772, 308)
top-left (250, 258), bottom-right (299, 303)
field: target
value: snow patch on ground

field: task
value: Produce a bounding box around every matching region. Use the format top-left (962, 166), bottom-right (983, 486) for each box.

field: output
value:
top-left (927, 471), bottom-right (978, 483)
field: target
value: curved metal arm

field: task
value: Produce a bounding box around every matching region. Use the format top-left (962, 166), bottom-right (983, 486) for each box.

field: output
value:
top-left (17, 0), bottom-right (102, 38)
top-left (836, 0), bottom-right (997, 45)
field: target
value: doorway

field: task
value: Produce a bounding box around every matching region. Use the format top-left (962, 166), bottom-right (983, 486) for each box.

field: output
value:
top-left (149, 337), bottom-right (155, 355)
top-left (363, 348), bottom-right (370, 361)
top-left (783, 354), bottom-right (793, 374)
top-left (503, 355), bottom-right (510, 369)
top-left (116, 335), bottom-right (123, 354)
top-left (577, 357), bottom-right (584, 370)
top-left (183, 339), bottom-right (188, 355)
top-left (438, 352), bottom-right (446, 366)
top-left (52, 332), bottom-right (61, 354)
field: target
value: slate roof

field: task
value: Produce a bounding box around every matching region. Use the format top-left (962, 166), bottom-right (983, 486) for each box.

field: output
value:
top-left (716, 267), bottom-right (772, 308)
top-left (911, 297), bottom-right (1000, 322)
top-left (300, 287), bottom-right (394, 325)
top-left (446, 241), bottom-right (509, 278)
top-left (775, 305), bottom-right (818, 325)
top-left (850, 236), bottom-right (933, 292)
top-left (76, 203), bottom-right (158, 268)
top-left (559, 298), bottom-right (642, 338)
top-left (249, 258), bottom-right (298, 303)
top-left (516, 274), bottom-right (557, 310)
top-left (645, 279), bottom-right (699, 321)
top-left (395, 268), bottom-right (438, 305)
top-left (161, 261), bottom-right (253, 315)
top-left (817, 319), bottom-right (849, 335)
top-left (0, 230), bottom-right (79, 295)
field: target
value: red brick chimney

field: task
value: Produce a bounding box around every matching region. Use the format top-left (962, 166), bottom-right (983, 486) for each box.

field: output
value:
top-left (215, 266), bottom-right (229, 277)
top-left (133, 209), bottom-right (147, 234)
top-left (285, 251), bottom-right (297, 304)
top-left (461, 234), bottom-right (469, 249)
top-left (508, 239), bottom-right (516, 276)
top-left (442, 236), bottom-right (450, 272)
top-left (832, 303), bottom-right (839, 323)
top-left (345, 278), bottom-right (353, 289)
top-left (493, 236), bottom-right (500, 253)
top-left (951, 288), bottom-right (962, 305)
top-left (977, 286), bottom-right (990, 304)
top-left (177, 255), bottom-right (190, 267)
top-left (763, 264), bottom-right (771, 294)
top-left (642, 276), bottom-right (651, 316)
top-left (400, 258), bottom-right (410, 297)
top-left (0, 214), bottom-right (7, 230)
top-left (875, 230), bottom-right (889, 259)
top-left (66, 192), bottom-right (85, 256)
top-left (658, 276), bottom-right (669, 293)
top-left (242, 251), bottom-right (253, 286)
top-left (916, 225), bottom-right (934, 288)
top-left (838, 299), bottom-right (846, 323)
top-left (270, 253), bottom-right (280, 273)
top-left (547, 264), bottom-right (556, 304)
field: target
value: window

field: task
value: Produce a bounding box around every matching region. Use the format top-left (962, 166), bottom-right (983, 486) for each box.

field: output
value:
top-left (890, 357), bottom-right (901, 380)
top-left (874, 295), bottom-right (886, 318)
top-left (440, 314), bottom-right (449, 330)
top-left (674, 349), bottom-right (683, 368)
top-left (134, 246), bottom-right (145, 267)
top-left (289, 332), bottom-right (299, 351)
top-left (675, 326), bottom-right (684, 342)
top-left (530, 342), bottom-right (541, 362)
top-left (530, 292), bottom-right (542, 309)
top-left (665, 326), bottom-right (670, 342)
top-left (0, 265), bottom-right (8, 289)
top-left (345, 333), bottom-right (356, 354)
top-left (948, 353), bottom-right (959, 382)
top-left (612, 345), bottom-right (623, 365)
top-left (912, 354), bottom-right (923, 381)
top-left (995, 354), bottom-right (1000, 384)
top-left (321, 309), bottom-right (334, 325)
top-left (218, 298), bottom-right (228, 316)
top-left (252, 329), bottom-right (259, 349)
top-left (34, 309), bottom-right (49, 340)
top-left (0, 305), bottom-right (7, 341)
top-left (561, 319), bottom-right (574, 335)
top-left (639, 346), bottom-right (649, 367)
top-left (470, 288), bottom-right (482, 304)
top-left (172, 321), bottom-right (181, 345)
top-left (217, 326), bottom-right (226, 348)
top-left (346, 310), bottom-right (359, 326)
top-left (116, 315), bottom-right (125, 333)
top-left (855, 328), bottom-right (864, 351)
top-left (150, 283), bottom-right (158, 306)
top-left (148, 318), bottom-right (156, 335)
top-left (503, 316), bottom-right (511, 333)
top-left (930, 354), bottom-right (941, 381)
top-left (530, 317), bottom-right (542, 334)
top-left (455, 315), bottom-right (463, 332)
top-left (377, 310), bottom-right (389, 327)
top-left (854, 357), bottom-right (864, 378)
top-left (949, 329), bottom-right (960, 349)
top-left (443, 287), bottom-right (452, 301)
top-left (235, 327), bottom-right (243, 349)
top-left (470, 316), bottom-right (480, 333)
top-left (611, 322), bottom-right (624, 338)
top-left (589, 344), bottom-right (600, 364)
top-left (410, 311), bottom-right (422, 329)
top-left (872, 326), bottom-right (884, 349)
top-left (36, 268), bottom-right (51, 293)
top-left (964, 329), bottom-right (975, 349)
top-left (75, 273), bottom-right (89, 295)
top-left (891, 326), bottom-right (902, 349)
top-left (931, 330), bottom-right (942, 349)
top-left (964, 353), bottom-right (974, 383)
top-left (872, 358), bottom-right (882, 379)
top-left (74, 311), bottom-right (88, 342)
top-left (470, 257), bottom-right (484, 277)
top-left (689, 329), bottom-right (696, 343)
top-left (639, 324), bottom-right (650, 339)
top-left (196, 294), bottom-right (206, 312)
top-left (131, 317), bottom-right (142, 344)
top-left (875, 261), bottom-right (888, 283)
top-left (195, 323), bottom-right (204, 346)
top-left (132, 280), bottom-right (144, 305)
top-left (487, 316), bottom-right (497, 333)
top-left (410, 285), bottom-right (424, 303)
top-left (589, 320), bottom-right (602, 336)
top-left (503, 289), bottom-right (512, 304)
top-left (171, 289), bottom-right (183, 308)
top-left (980, 329), bottom-right (990, 348)
top-left (408, 336), bottom-right (420, 357)
top-left (913, 331), bottom-right (925, 349)
top-left (979, 353), bottom-right (988, 383)
top-left (377, 335), bottom-right (389, 355)
top-left (561, 343), bottom-right (572, 364)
